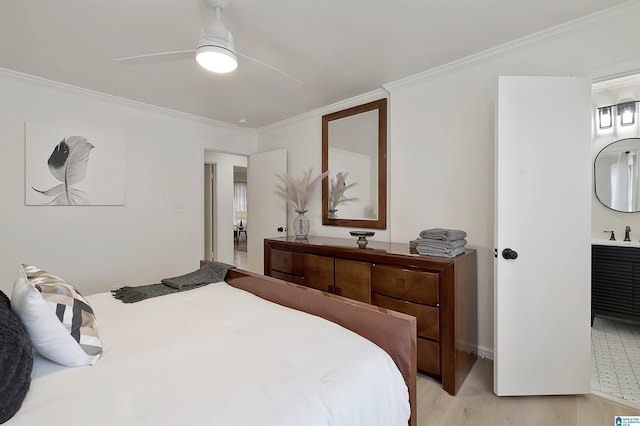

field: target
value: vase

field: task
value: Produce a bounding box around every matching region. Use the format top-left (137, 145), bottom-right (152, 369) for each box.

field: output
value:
top-left (328, 209), bottom-right (338, 218)
top-left (293, 209), bottom-right (310, 238)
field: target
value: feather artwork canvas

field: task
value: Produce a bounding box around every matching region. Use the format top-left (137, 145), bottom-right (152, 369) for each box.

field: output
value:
top-left (25, 122), bottom-right (126, 206)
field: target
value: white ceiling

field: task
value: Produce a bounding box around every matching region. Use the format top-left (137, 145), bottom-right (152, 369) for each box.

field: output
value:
top-left (0, 0), bottom-right (629, 128)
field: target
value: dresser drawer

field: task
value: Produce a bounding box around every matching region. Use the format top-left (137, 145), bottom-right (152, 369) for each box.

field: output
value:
top-left (417, 337), bottom-right (440, 375)
top-left (302, 254), bottom-right (334, 293)
top-left (372, 293), bottom-right (440, 341)
top-left (270, 270), bottom-right (305, 286)
top-left (371, 264), bottom-right (439, 305)
top-left (270, 249), bottom-right (304, 276)
top-left (335, 259), bottom-right (371, 303)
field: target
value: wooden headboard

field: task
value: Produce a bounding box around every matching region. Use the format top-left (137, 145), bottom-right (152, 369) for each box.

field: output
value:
top-left (225, 268), bottom-right (417, 426)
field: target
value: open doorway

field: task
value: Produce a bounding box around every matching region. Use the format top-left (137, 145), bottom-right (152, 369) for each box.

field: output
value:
top-left (203, 150), bottom-right (248, 268)
top-left (591, 73), bottom-right (640, 406)
top-left (233, 166), bottom-right (248, 269)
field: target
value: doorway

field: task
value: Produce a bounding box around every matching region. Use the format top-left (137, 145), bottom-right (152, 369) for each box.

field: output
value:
top-left (233, 166), bottom-right (248, 270)
top-left (203, 150), bottom-right (248, 268)
top-left (591, 73), bottom-right (640, 406)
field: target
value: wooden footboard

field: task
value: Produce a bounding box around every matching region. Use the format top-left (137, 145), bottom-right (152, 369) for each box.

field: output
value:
top-left (225, 268), bottom-right (417, 426)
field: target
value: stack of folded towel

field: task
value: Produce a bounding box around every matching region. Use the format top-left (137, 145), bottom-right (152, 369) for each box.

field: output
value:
top-left (409, 228), bottom-right (467, 258)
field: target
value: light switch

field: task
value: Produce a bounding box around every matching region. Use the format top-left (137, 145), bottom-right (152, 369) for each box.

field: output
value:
top-left (172, 202), bottom-right (184, 213)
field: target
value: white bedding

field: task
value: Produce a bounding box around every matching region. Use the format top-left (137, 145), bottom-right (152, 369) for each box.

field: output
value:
top-left (10, 281), bottom-right (409, 425)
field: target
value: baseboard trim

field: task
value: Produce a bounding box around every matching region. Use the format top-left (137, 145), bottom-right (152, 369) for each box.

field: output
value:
top-left (477, 345), bottom-right (494, 361)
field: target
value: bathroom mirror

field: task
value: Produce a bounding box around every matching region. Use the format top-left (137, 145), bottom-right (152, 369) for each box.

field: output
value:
top-left (322, 98), bottom-right (387, 229)
top-left (594, 137), bottom-right (640, 212)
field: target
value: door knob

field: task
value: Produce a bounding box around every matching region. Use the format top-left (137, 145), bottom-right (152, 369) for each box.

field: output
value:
top-left (502, 248), bottom-right (518, 260)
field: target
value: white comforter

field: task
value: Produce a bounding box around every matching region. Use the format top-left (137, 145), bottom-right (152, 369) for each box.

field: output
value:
top-left (10, 281), bottom-right (409, 425)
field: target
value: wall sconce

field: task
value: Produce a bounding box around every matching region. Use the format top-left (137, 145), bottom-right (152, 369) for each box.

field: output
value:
top-left (597, 101), bottom-right (639, 129)
top-left (598, 106), bottom-right (612, 129)
top-left (619, 101), bottom-right (636, 126)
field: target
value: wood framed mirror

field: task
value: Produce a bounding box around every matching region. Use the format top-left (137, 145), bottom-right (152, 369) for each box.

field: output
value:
top-left (322, 98), bottom-right (387, 229)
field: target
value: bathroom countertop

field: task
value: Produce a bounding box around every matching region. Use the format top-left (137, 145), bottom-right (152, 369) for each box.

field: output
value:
top-left (592, 239), bottom-right (640, 248)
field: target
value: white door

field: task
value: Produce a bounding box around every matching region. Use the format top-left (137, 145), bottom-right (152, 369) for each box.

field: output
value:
top-left (494, 76), bottom-right (591, 396)
top-left (247, 149), bottom-right (288, 274)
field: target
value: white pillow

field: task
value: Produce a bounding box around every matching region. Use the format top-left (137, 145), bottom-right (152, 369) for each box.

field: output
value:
top-left (11, 264), bottom-right (102, 367)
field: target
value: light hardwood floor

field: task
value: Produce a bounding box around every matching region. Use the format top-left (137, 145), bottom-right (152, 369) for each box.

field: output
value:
top-left (233, 249), bottom-right (247, 270)
top-left (417, 359), bottom-right (640, 425)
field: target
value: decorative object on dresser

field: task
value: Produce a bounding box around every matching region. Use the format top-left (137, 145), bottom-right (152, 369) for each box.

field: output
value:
top-left (274, 168), bottom-right (327, 239)
top-left (350, 230), bottom-right (375, 248)
top-left (409, 228), bottom-right (468, 258)
top-left (592, 244), bottom-right (640, 325)
top-left (264, 235), bottom-right (478, 395)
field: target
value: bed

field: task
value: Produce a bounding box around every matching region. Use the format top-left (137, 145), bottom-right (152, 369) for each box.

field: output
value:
top-left (3, 266), bottom-right (417, 425)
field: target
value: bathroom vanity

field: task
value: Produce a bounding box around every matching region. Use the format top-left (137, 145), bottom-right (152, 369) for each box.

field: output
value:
top-left (592, 241), bottom-right (640, 324)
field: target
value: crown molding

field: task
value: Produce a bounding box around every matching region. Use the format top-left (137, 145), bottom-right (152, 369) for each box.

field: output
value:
top-left (260, 1), bottom-right (640, 133)
top-left (258, 88), bottom-right (388, 132)
top-left (592, 68), bottom-right (640, 92)
top-left (0, 68), bottom-right (257, 135)
top-left (384, 0), bottom-right (640, 93)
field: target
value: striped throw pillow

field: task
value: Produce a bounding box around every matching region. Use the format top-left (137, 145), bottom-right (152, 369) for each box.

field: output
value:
top-left (11, 264), bottom-right (102, 367)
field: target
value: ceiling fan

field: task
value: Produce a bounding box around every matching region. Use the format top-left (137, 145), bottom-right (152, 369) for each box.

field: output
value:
top-left (115, 0), bottom-right (302, 84)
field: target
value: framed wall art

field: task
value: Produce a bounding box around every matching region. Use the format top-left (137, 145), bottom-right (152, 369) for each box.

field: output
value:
top-left (25, 122), bottom-right (126, 206)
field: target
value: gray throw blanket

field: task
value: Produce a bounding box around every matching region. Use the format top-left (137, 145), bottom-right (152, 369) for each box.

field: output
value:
top-left (410, 238), bottom-right (467, 250)
top-left (419, 228), bottom-right (467, 241)
top-left (112, 261), bottom-right (235, 303)
top-left (416, 245), bottom-right (466, 258)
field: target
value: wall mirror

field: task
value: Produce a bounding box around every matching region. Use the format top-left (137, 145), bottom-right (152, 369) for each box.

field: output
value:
top-left (322, 98), bottom-right (387, 229)
top-left (594, 137), bottom-right (640, 212)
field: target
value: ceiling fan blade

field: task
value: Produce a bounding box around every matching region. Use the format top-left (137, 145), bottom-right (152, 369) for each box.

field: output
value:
top-left (237, 52), bottom-right (303, 85)
top-left (114, 0), bottom-right (302, 84)
top-left (115, 50), bottom-right (195, 64)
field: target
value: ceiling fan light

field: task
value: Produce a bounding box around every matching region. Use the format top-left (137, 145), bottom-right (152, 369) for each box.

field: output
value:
top-left (196, 45), bottom-right (238, 73)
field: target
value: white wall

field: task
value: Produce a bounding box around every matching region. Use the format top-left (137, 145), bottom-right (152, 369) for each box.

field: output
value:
top-left (0, 70), bottom-right (257, 296)
top-left (203, 151), bottom-right (247, 265)
top-left (256, 5), bottom-right (640, 359)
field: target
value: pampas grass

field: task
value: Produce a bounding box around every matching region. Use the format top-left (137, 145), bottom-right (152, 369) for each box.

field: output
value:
top-left (328, 172), bottom-right (358, 210)
top-left (275, 168), bottom-right (327, 212)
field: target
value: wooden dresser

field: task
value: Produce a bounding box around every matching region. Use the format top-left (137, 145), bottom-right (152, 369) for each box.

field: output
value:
top-left (264, 236), bottom-right (478, 395)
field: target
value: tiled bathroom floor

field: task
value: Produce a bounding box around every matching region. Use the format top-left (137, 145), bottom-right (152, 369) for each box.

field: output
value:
top-left (591, 316), bottom-right (640, 404)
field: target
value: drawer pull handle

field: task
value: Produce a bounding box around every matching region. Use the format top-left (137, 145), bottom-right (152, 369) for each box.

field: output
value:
top-left (396, 278), bottom-right (405, 289)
